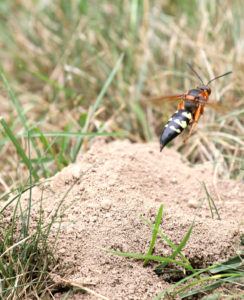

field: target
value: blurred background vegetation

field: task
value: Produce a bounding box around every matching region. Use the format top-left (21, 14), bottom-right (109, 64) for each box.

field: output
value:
top-left (0, 1), bottom-right (243, 299)
top-left (0, 0), bottom-right (243, 193)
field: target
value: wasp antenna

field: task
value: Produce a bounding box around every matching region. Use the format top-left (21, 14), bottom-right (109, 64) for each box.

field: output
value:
top-left (194, 62), bottom-right (209, 79)
top-left (207, 71), bottom-right (232, 85)
top-left (186, 63), bottom-right (204, 85)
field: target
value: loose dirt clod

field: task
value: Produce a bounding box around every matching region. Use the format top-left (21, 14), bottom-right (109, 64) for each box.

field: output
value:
top-left (2, 140), bottom-right (243, 299)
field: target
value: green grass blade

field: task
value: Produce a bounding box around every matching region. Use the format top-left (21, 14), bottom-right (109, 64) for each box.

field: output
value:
top-left (0, 183), bottom-right (41, 213)
top-left (0, 70), bottom-right (28, 132)
top-left (173, 273), bottom-right (240, 299)
top-left (143, 204), bottom-right (163, 267)
top-left (180, 281), bottom-right (221, 298)
top-left (92, 54), bottom-right (124, 118)
top-left (140, 217), bottom-right (195, 274)
top-left (133, 101), bottom-right (152, 140)
top-left (210, 255), bottom-right (243, 274)
top-left (0, 117), bottom-right (39, 181)
top-left (0, 236), bottom-right (31, 259)
top-left (153, 265), bottom-right (219, 300)
top-left (31, 127), bottom-right (55, 176)
top-left (158, 253), bottom-right (243, 299)
top-left (59, 123), bottom-right (73, 165)
top-left (32, 127), bottom-right (55, 157)
top-left (102, 249), bottom-right (193, 271)
top-left (155, 218), bottom-right (196, 273)
top-left (71, 53), bottom-right (125, 161)
top-left (21, 131), bottom-right (126, 138)
top-left (27, 69), bottom-right (75, 97)
top-left (201, 181), bottom-right (221, 220)
top-left (0, 69), bottom-right (41, 161)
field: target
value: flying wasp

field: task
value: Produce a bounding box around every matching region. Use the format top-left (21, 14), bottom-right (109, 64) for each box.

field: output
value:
top-left (147, 64), bottom-right (232, 151)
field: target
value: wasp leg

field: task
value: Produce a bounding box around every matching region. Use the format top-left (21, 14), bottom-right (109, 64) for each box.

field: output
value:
top-left (177, 98), bottom-right (186, 110)
top-left (183, 105), bottom-right (202, 142)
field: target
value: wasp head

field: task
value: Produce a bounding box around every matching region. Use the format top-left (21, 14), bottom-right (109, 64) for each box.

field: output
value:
top-left (197, 85), bottom-right (211, 96)
top-left (187, 63), bottom-right (232, 97)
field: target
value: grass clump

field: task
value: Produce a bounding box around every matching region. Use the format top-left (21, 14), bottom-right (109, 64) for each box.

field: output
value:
top-left (0, 184), bottom-right (55, 299)
top-left (104, 204), bottom-right (244, 299)
top-left (0, 169), bottom-right (86, 298)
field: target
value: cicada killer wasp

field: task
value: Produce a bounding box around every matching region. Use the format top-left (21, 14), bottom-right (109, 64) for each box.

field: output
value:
top-left (147, 64), bottom-right (232, 151)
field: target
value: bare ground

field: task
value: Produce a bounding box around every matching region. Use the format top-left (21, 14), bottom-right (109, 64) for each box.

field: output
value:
top-left (2, 140), bottom-right (244, 299)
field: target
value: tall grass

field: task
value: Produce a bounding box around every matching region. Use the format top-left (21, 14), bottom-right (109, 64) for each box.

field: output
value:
top-left (0, 0), bottom-right (244, 191)
top-left (0, 164), bottom-right (91, 298)
top-left (0, 185), bottom-right (54, 298)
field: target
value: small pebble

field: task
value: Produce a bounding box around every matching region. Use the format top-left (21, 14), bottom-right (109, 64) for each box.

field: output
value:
top-left (101, 198), bottom-right (112, 210)
top-left (59, 248), bottom-right (66, 254)
top-left (188, 199), bottom-right (198, 208)
top-left (170, 178), bottom-right (177, 184)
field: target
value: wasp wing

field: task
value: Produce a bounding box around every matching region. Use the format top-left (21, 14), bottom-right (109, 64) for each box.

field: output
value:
top-left (197, 97), bottom-right (228, 114)
top-left (142, 95), bottom-right (228, 113)
top-left (142, 94), bottom-right (184, 105)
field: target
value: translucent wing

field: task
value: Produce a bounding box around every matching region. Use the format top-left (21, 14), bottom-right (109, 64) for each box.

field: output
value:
top-left (142, 94), bottom-right (184, 105)
top-left (197, 97), bottom-right (228, 113)
top-left (142, 94), bottom-right (228, 113)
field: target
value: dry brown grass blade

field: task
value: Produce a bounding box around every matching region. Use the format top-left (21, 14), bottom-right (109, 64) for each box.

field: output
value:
top-left (55, 278), bottom-right (109, 300)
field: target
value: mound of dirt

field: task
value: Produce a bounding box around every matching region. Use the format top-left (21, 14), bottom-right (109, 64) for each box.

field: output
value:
top-left (3, 140), bottom-right (244, 299)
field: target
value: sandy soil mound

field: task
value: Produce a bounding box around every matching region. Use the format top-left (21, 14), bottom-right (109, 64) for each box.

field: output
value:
top-left (3, 140), bottom-right (244, 299)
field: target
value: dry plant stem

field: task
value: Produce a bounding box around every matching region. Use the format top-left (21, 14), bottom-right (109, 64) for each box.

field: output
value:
top-left (56, 279), bottom-right (109, 300)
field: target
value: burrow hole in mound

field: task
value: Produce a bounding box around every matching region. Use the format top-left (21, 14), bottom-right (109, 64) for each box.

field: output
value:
top-left (153, 256), bottom-right (211, 283)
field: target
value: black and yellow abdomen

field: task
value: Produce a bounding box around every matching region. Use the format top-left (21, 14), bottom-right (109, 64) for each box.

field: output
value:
top-left (160, 109), bottom-right (192, 151)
